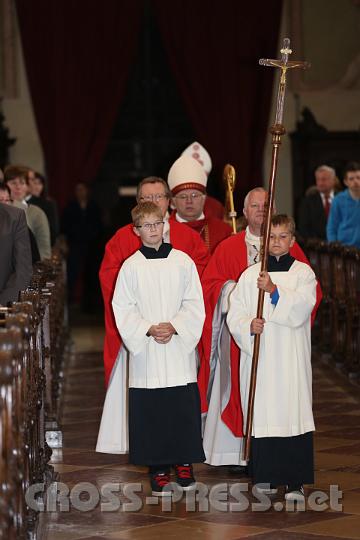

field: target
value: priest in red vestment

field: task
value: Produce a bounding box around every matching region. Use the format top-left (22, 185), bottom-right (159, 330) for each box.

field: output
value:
top-left (99, 176), bottom-right (210, 386)
top-left (198, 187), bottom-right (323, 466)
top-left (168, 155), bottom-right (232, 253)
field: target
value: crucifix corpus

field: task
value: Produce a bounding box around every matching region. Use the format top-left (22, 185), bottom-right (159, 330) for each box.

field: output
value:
top-left (243, 38), bottom-right (310, 462)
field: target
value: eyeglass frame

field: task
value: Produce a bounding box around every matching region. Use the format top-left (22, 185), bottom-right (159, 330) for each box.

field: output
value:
top-left (135, 221), bottom-right (165, 230)
top-left (173, 192), bottom-right (205, 201)
top-left (139, 194), bottom-right (169, 203)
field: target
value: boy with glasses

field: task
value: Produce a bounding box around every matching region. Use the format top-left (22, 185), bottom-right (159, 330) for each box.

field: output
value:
top-left (97, 202), bottom-right (206, 495)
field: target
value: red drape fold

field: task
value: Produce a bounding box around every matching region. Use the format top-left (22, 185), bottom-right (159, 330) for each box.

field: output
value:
top-left (16, 1), bottom-right (282, 208)
top-left (151, 0), bottom-right (283, 205)
top-left (15, 0), bottom-right (144, 208)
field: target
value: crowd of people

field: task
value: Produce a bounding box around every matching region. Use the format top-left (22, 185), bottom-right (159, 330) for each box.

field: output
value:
top-left (1, 143), bottom-right (359, 504)
top-left (96, 142), bottom-right (326, 503)
top-left (298, 161), bottom-right (360, 248)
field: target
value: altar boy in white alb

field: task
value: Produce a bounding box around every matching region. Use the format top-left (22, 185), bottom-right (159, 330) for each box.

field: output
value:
top-left (96, 201), bottom-right (205, 496)
top-left (227, 214), bottom-right (317, 502)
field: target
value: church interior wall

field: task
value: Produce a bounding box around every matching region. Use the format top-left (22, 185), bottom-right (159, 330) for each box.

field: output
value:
top-left (264, 0), bottom-right (360, 216)
top-left (1, 0), bottom-right (359, 216)
top-left (0, 0), bottom-right (44, 173)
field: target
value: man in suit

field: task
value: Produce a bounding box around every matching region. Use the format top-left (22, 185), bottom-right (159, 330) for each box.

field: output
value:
top-left (298, 165), bottom-right (337, 240)
top-left (0, 201), bottom-right (32, 305)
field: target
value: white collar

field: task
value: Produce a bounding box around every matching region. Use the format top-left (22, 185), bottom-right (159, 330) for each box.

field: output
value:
top-left (320, 190), bottom-right (334, 201)
top-left (245, 225), bottom-right (261, 246)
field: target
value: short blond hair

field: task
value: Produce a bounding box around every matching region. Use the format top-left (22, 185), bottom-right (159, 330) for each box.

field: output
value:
top-left (131, 201), bottom-right (163, 226)
top-left (271, 214), bottom-right (295, 235)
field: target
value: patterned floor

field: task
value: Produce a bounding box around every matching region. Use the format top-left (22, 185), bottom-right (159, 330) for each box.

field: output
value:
top-left (42, 322), bottom-right (360, 540)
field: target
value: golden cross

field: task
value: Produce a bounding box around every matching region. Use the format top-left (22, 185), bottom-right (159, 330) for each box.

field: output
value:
top-left (259, 38), bottom-right (310, 125)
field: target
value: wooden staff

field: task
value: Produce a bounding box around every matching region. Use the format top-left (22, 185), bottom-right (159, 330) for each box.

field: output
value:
top-left (223, 164), bottom-right (237, 234)
top-left (243, 38), bottom-right (310, 461)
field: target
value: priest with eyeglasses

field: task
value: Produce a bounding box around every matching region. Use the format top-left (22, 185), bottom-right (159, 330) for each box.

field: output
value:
top-left (168, 156), bottom-right (232, 253)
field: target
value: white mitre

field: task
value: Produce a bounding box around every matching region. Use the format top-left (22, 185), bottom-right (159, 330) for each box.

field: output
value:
top-left (182, 141), bottom-right (212, 176)
top-left (168, 155), bottom-right (207, 196)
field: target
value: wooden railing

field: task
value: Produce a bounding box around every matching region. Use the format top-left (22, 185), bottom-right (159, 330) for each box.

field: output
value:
top-left (305, 240), bottom-right (360, 378)
top-left (0, 251), bottom-right (69, 539)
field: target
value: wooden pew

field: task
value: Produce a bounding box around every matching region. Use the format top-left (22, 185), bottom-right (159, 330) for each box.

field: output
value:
top-left (0, 250), bottom-right (69, 538)
top-left (304, 240), bottom-right (360, 379)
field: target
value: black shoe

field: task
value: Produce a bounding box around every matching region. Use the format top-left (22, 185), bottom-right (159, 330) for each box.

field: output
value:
top-left (150, 471), bottom-right (171, 496)
top-left (227, 465), bottom-right (248, 476)
top-left (174, 464), bottom-right (196, 490)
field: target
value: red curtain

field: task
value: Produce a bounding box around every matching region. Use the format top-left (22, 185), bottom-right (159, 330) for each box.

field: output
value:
top-left (15, 0), bottom-right (144, 209)
top-left (152, 0), bottom-right (282, 206)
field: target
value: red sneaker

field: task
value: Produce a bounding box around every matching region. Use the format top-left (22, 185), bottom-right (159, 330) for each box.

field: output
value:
top-left (174, 464), bottom-right (196, 490)
top-left (150, 472), bottom-right (171, 496)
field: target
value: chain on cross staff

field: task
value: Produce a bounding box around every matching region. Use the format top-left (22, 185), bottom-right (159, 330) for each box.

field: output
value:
top-left (243, 38), bottom-right (310, 462)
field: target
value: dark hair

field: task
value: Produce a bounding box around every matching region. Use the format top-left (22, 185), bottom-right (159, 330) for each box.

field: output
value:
top-left (4, 165), bottom-right (29, 184)
top-left (136, 176), bottom-right (171, 201)
top-left (271, 214), bottom-right (295, 235)
top-left (0, 182), bottom-right (11, 196)
top-left (344, 161), bottom-right (360, 177)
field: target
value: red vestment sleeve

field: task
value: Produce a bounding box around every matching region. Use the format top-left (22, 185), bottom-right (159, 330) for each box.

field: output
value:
top-left (99, 225), bottom-right (140, 386)
top-left (168, 220), bottom-right (210, 276)
top-left (198, 232), bottom-right (248, 415)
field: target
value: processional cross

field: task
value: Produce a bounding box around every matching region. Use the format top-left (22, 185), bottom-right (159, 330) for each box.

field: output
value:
top-left (243, 38), bottom-right (310, 461)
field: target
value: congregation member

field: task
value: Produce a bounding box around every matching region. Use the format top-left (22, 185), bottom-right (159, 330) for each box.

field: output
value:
top-left (4, 165), bottom-right (51, 260)
top-left (169, 155), bottom-right (232, 253)
top-left (327, 161), bottom-right (360, 248)
top-left (0, 182), bottom-right (40, 263)
top-left (27, 169), bottom-right (59, 246)
top-left (97, 202), bottom-right (205, 495)
top-left (228, 214), bottom-right (316, 501)
top-left (198, 187), bottom-right (322, 468)
top-left (0, 195), bottom-right (32, 305)
top-left (99, 176), bottom-right (210, 387)
top-left (298, 165), bottom-right (337, 240)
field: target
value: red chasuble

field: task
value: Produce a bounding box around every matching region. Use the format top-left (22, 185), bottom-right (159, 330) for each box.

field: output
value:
top-left (169, 211), bottom-right (232, 253)
top-left (99, 221), bottom-right (210, 386)
top-left (204, 196), bottom-right (225, 220)
top-left (197, 230), bottom-right (323, 437)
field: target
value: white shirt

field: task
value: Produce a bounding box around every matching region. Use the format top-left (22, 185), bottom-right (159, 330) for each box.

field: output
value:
top-left (319, 190), bottom-right (334, 206)
top-left (244, 226), bottom-right (261, 266)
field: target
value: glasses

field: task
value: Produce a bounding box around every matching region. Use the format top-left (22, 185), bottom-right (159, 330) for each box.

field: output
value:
top-left (174, 193), bottom-right (204, 201)
top-left (7, 178), bottom-right (27, 186)
top-left (139, 194), bottom-right (168, 202)
top-left (135, 221), bottom-right (164, 230)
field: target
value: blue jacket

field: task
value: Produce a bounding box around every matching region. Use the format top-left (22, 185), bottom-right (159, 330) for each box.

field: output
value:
top-left (326, 189), bottom-right (360, 248)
